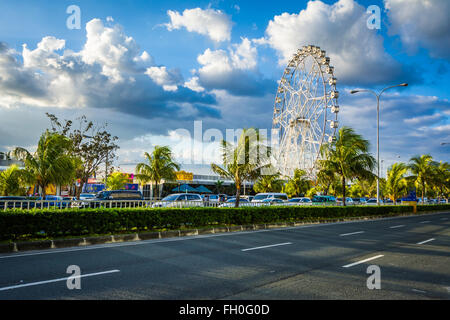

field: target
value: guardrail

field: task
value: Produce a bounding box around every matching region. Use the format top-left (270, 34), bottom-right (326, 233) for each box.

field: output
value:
top-left (0, 199), bottom-right (441, 211)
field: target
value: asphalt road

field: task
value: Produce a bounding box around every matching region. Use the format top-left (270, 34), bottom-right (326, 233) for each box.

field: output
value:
top-left (0, 211), bottom-right (449, 300)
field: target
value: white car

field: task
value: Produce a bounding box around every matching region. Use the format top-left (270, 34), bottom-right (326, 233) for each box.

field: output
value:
top-left (219, 198), bottom-right (252, 208)
top-left (252, 193), bottom-right (289, 203)
top-left (152, 193), bottom-right (203, 208)
top-left (287, 197), bottom-right (312, 205)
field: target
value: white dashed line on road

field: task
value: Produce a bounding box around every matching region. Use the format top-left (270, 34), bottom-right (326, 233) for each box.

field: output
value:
top-left (342, 255), bottom-right (384, 268)
top-left (0, 269), bottom-right (120, 291)
top-left (416, 238), bottom-right (435, 245)
top-left (242, 242), bottom-right (292, 252)
top-left (389, 225), bottom-right (405, 229)
top-left (419, 221), bottom-right (431, 224)
top-left (339, 231), bottom-right (365, 237)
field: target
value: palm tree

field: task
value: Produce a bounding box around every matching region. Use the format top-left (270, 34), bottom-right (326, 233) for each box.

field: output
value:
top-left (215, 180), bottom-right (224, 194)
top-left (211, 128), bottom-right (270, 207)
top-left (407, 154), bottom-right (436, 203)
top-left (12, 130), bottom-right (76, 199)
top-left (0, 164), bottom-right (30, 196)
top-left (430, 161), bottom-right (450, 202)
top-left (283, 169), bottom-right (311, 197)
top-left (254, 173), bottom-right (284, 194)
top-left (385, 163), bottom-right (408, 204)
top-left (135, 146), bottom-right (180, 199)
top-left (319, 127), bottom-right (376, 206)
top-left (106, 172), bottom-right (129, 190)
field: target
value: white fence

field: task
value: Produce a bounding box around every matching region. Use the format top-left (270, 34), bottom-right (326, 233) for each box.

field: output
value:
top-left (0, 199), bottom-right (435, 211)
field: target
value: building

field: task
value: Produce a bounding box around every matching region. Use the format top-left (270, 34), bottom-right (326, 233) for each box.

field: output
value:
top-left (0, 152), bottom-right (24, 172)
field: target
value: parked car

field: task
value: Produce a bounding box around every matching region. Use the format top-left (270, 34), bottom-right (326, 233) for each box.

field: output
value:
top-left (79, 193), bottom-right (96, 201)
top-left (336, 197), bottom-right (354, 204)
top-left (262, 198), bottom-right (285, 205)
top-left (152, 193), bottom-right (203, 208)
top-left (287, 197), bottom-right (312, 205)
top-left (219, 198), bottom-right (251, 207)
top-left (81, 190), bottom-right (144, 208)
top-left (252, 193), bottom-right (288, 203)
top-left (312, 195), bottom-right (336, 203)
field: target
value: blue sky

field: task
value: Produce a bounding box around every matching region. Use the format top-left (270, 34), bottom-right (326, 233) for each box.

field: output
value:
top-left (0, 0), bottom-right (449, 172)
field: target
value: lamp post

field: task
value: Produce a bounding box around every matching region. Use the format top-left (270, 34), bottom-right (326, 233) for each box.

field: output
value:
top-left (350, 83), bottom-right (408, 205)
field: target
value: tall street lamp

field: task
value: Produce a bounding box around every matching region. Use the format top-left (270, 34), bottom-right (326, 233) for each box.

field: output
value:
top-left (350, 83), bottom-right (408, 205)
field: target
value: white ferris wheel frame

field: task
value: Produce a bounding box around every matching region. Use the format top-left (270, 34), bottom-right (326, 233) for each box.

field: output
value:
top-left (272, 45), bottom-right (339, 179)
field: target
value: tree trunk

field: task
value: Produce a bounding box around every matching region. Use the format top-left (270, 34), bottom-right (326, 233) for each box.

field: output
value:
top-left (422, 182), bottom-right (425, 204)
top-left (155, 182), bottom-right (159, 199)
top-left (342, 177), bottom-right (346, 206)
top-left (235, 184), bottom-right (241, 208)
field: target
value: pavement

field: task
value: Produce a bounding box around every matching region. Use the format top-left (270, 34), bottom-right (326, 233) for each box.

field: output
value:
top-left (0, 211), bottom-right (448, 300)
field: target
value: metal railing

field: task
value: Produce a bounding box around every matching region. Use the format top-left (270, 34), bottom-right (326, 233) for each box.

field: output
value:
top-left (1, 198), bottom-right (446, 211)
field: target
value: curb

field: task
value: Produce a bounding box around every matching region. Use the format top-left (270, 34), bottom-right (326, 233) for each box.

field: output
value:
top-left (0, 211), bottom-right (447, 254)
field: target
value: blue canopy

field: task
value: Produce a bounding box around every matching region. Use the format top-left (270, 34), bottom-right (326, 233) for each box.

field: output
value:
top-left (172, 184), bottom-right (198, 193)
top-left (195, 185), bottom-right (212, 193)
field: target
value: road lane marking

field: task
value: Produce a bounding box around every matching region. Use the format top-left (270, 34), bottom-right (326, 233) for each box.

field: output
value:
top-left (389, 225), bottom-right (405, 229)
top-left (0, 211), bottom-right (448, 260)
top-left (417, 238), bottom-right (435, 245)
top-left (342, 255), bottom-right (384, 268)
top-left (0, 269), bottom-right (120, 291)
top-left (412, 289), bottom-right (427, 294)
top-left (419, 221), bottom-right (431, 224)
top-left (242, 242), bottom-right (292, 252)
top-left (441, 218), bottom-right (448, 221)
top-left (339, 231), bottom-right (364, 237)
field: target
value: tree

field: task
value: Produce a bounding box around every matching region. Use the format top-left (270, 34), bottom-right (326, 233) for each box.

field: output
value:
top-left (135, 146), bottom-right (180, 199)
top-left (12, 130), bottom-right (77, 199)
top-left (0, 165), bottom-right (30, 196)
top-left (430, 161), bottom-right (450, 202)
top-left (211, 128), bottom-right (270, 207)
top-left (385, 162), bottom-right (408, 204)
top-left (282, 169), bottom-right (311, 197)
top-left (214, 180), bottom-right (224, 194)
top-left (46, 113), bottom-right (119, 198)
top-left (254, 173), bottom-right (284, 194)
top-left (106, 172), bottom-right (129, 190)
top-left (319, 127), bottom-right (376, 206)
top-left (407, 154), bottom-right (436, 203)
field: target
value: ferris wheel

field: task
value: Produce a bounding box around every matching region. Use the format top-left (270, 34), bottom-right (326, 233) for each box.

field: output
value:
top-left (272, 45), bottom-right (339, 179)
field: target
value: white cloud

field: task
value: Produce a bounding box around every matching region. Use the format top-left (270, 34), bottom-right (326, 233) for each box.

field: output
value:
top-left (165, 8), bottom-right (232, 42)
top-left (145, 66), bottom-right (182, 92)
top-left (0, 18), bottom-right (217, 119)
top-left (194, 38), bottom-right (273, 96)
top-left (184, 76), bottom-right (205, 92)
top-left (385, 0), bottom-right (450, 60)
top-left (259, 0), bottom-right (407, 85)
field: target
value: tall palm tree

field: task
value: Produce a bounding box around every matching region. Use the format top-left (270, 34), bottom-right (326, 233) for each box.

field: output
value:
top-left (385, 162), bottom-right (408, 204)
top-left (0, 164), bottom-right (31, 196)
top-left (254, 173), bottom-right (284, 194)
top-left (407, 154), bottom-right (436, 203)
top-left (211, 128), bottom-right (270, 207)
top-left (319, 127), bottom-right (376, 206)
top-left (283, 169), bottom-right (311, 197)
top-left (135, 146), bottom-right (180, 199)
top-left (12, 130), bottom-right (76, 199)
top-left (430, 161), bottom-right (450, 202)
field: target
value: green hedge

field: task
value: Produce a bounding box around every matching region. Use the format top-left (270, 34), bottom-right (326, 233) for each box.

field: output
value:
top-left (0, 205), bottom-right (421, 241)
top-left (417, 204), bottom-right (450, 212)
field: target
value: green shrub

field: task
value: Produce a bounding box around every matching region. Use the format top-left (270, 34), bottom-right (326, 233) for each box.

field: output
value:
top-left (0, 205), bottom-right (420, 241)
top-left (417, 204), bottom-right (450, 212)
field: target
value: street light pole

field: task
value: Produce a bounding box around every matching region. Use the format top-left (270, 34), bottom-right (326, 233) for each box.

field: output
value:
top-left (350, 83), bottom-right (408, 205)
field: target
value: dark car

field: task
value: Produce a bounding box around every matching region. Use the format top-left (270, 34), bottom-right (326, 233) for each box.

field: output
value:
top-left (312, 195), bottom-right (336, 203)
top-left (81, 190), bottom-right (144, 208)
